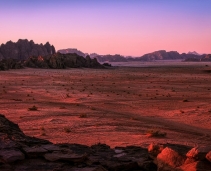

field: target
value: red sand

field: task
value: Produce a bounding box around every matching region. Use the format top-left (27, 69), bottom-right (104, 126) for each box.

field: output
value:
top-left (0, 64), bottom-right (211, 148)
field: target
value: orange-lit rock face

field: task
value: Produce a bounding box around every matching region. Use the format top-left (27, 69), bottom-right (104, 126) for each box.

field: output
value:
top-left (38, 56), bottom-right (44, 61)
top-left (0, 62), bottom-right (211, 148)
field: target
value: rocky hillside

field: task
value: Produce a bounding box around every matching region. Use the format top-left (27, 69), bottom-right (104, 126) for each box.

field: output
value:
top-left (184, 54), bottom-right (211, 62)
top-left (0, 114), bottom-right (211, 171)
top-left (0, 53), bottom-right (104, 70)
top-left (0, 39), bottom-right (55, 60)
top-left (0, 58), bottom-right (24, 70)
top-left (24, 53), bottom-right (103, 69)
top-left (58, 48), bottom-right (87, 57)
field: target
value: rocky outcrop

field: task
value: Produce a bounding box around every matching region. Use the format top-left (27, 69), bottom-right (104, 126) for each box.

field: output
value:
top-left (149, 143), bottom-right (211, 171)
top-left (0, 114), bottom-right (155, 171)
top-left (1, 114), bottom-right (211, 171)
top-left (24, 53), bottom-right (104, 69)
top-left (0, 53), bottom-right (104, 70)
top-left (0, 39), bottom-right (55, 60)
top-left (136, 50), bottom-right (182, 61)
top-left (0, 58), bottom-right (24, 70)
top-left (58, 48), bottom-right (86, 57)
top-left (201, 54), bottom-right (211, 61)
top-left (188, 51), bottom-right (201, 56)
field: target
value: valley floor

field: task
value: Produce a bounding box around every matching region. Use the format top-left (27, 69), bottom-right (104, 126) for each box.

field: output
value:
top-left (0, 62), bottom-right (211, 148)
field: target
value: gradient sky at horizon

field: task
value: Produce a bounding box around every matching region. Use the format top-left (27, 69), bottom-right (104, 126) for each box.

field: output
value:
top-left (0, 0), bottom-right (211, 56)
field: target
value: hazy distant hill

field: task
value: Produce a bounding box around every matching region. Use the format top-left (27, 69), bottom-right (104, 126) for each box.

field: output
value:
top-left (57, 48), bottom-right (209, 63)
top-left (58, 48), bottom-right (86, 57)
top-left (185, 54), bottom-right (211, 62)
top-left (188, 51), bottom-right (201, 56)
top-left (0, 39), bottom-right (55, 60)
top-left (93, 54), bottom-right (128, 62)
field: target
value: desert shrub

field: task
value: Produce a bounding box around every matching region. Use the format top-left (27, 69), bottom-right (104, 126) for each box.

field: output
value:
top-left (64, 127), bottom-right (71, 133)
top-left (28, 105), bottom-right (38, 111)
top-left (79, 113), bottom-right (87, 118)
top-left (146, 130), bottom-right (167, 138)
top-left (40, 127), bottom-right (46, 136)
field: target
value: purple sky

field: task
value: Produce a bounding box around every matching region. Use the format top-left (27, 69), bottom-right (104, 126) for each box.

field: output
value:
top-left (0, 0), bottom-right (211, 56)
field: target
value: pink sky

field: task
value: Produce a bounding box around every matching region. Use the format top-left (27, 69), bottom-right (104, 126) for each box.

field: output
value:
top-left (0, 1), bottom-right (211, 56)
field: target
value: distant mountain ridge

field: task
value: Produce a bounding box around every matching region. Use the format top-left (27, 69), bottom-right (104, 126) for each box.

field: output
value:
top-left (58, 48), bottom-right (207, 62)
top-left (188, 51), bottom-right (201, 56)
top-left (58, 48), bottom-right (86, 57)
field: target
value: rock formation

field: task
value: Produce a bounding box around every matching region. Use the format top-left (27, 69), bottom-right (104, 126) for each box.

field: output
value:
top-left (0, 53), bottom-right (104, 70)
top-left (58, 48), bottom-right (86, 57)
top-left (201, 54), bottom-right (211, 61)
top-left (0, 39), bottom-right (55, 60)
top-left (0, 114), bottom-right (211, 170)
top-left (188, 51), bottom-right (201, 56)
top-left (0, 58), bottom-right (24, 70)
top-left (24, 53), bottom-right (103, 69)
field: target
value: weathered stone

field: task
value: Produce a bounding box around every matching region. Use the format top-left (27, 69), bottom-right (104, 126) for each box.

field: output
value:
top-left (148, 143), bottom-right (165, 157)
top-left (14, 158), bottom-right (65, 171)
top-left (113, 153), bottom-right (126, 158)
top-left (186, 146), bottom-right (211, 160)
top-left (44, 151), bottom-right (87, 162)
top-left (23, 146), bottom-right (48, 157)
top-left (0, 149), bottom-right (25, 163)
top-left (179, 161), bottom-right (211, 171)
top-left (157, 147), bottom-right (186, 170)
top-left (41, 144), bottom-right (60, 152)
top-left (206, 151), bottom-right (211, 162)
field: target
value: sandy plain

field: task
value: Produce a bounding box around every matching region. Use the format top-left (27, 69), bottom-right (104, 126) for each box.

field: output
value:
top-left (0, 62), bottom-right (211, 148)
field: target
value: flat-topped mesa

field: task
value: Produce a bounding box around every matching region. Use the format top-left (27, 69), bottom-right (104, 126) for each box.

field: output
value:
top-left (0, 39), bottom-right (56, 60)
top-left (0, 114), bottom-right (211, 171)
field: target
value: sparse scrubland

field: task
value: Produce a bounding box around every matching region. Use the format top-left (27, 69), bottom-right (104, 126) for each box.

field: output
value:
top-left (0, 62), bottom-right (211, 148)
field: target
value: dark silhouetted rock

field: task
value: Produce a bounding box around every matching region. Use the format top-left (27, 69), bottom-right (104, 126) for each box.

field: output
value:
top-left (0, 39), bottom-right (55, 60)
top-left (24, 53), bottom-right (104, 69)
top-left (188, 51), bottom-right (201, 56)
top-left (0, 58), bottom-right (24, 70)
top-left (102, 63), bottom-right (112, 67)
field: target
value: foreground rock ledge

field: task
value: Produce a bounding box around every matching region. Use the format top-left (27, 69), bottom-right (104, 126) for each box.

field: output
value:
top-left (0, 114), bottom-right (211, 171)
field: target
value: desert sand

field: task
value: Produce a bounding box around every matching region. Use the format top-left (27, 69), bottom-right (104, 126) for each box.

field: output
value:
top-left (0, 62), bottom-right (211, 148)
